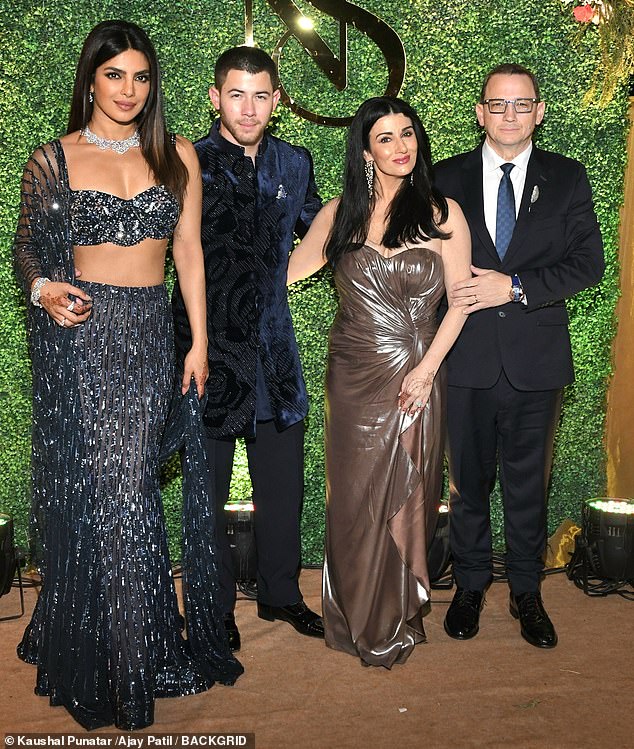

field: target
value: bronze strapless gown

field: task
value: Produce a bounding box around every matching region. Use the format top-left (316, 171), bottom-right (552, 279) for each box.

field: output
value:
top-left (323, 245), bottom-right (446, 668)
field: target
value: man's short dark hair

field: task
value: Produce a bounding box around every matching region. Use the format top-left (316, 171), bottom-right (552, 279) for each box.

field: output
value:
top-left (479, 63), bottom-right (541, 102)
top-left (214, 46), bottom-right (279, 90)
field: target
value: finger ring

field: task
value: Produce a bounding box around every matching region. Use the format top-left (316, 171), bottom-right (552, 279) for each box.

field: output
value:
top-left (474, 294), bottom-right (478, 303)
top-left (67, 300), bottom-right (75, 312)
top-left (59, 317), bottom-right (66, 327)
top-left (415, 401), bottom-right (423, 407)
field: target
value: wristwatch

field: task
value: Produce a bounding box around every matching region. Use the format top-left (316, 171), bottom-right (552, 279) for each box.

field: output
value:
top-left (30, 277), bottom-right (51, 307)
top-left (509, 274), bottom-right (525, 303)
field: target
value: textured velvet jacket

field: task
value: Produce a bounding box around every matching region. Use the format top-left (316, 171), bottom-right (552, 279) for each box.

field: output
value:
top-left (434, 144), bottom-right (604, 391)
top-left (173, 121), bottom-right (322, 438)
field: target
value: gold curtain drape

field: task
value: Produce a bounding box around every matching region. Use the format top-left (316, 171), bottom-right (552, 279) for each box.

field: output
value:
top-left (606, 99), bottom-right (634, 497)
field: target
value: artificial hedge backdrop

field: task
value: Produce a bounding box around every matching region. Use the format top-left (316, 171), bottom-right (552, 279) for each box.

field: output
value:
top-left (0, 0), bottom-right (627, 564)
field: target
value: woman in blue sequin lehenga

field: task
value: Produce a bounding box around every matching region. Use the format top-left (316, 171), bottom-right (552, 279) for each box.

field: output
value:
top-left (13, 21), bottom-right (242, 730)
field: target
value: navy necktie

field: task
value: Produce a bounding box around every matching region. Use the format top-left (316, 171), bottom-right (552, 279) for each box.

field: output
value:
top-left (496, 162), bottom-right (515, 260)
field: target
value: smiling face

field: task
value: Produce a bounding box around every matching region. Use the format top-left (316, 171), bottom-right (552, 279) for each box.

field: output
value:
top-left (364, 112), bottom-right (418, 185)
top-left (209, 68), bottom-right (280, 157)
top-left (91, 48), bottom-right (151, 127)
top-left (476, 73), bottom-right (545, 160)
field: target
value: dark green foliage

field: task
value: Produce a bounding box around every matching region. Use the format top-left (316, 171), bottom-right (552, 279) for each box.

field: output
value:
top-left (0, 0), bottom-right (626, 561)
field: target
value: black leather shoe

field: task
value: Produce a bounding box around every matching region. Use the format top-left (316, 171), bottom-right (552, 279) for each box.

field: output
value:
top-left (223, 612), bottom-right (241, 652)
top-left (510, 591), bottom-right (558, 649)
top-left (444, 588), bottom-right (484, 640)
top-left (257, 600), bottom-right (325, 638)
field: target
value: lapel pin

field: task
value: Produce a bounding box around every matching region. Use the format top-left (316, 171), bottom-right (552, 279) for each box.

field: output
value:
top-left (276, 184), bottom-right (287, 200)
top-left (529, 185), bottom-right (539, 212)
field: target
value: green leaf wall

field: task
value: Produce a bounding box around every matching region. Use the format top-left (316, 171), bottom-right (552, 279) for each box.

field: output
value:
top-left (0, 0), bottom-right (626, 563)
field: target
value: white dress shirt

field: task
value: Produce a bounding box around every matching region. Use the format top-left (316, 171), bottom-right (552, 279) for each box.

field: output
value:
top-left (482, 140), bottom-right (532, 246)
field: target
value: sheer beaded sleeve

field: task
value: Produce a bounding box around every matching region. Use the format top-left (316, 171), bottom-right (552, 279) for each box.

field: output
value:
top-left (13, 141), bottom-right (73, 294)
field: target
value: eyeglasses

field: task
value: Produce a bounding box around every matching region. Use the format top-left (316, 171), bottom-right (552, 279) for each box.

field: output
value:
top-left (482, 98), bottom-right (539, 114)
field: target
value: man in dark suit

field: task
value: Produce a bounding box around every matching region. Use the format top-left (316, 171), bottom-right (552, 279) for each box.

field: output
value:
top-left (434, 63), bottom-right (604, 648)
top-left (172, 47), bottom-right (323, 651)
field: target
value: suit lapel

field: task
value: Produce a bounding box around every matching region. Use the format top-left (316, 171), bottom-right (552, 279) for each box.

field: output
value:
top-left (460, 146), bottom-right (499, 263)
top-left (503, 147), bottom-right (549, 265)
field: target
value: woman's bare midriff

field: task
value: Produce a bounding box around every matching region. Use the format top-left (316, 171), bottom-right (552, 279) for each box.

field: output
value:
top-left (74, 239), bottom-right (168, 286)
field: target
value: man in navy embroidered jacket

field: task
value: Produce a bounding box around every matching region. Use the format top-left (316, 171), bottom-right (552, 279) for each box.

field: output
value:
top-left (434, 64), bottom-right (604, 649)
top-left (172, 47), bottom-right (323, 649)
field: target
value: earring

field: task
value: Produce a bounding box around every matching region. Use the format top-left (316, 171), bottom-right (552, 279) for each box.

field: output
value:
top-left (89, 91), bottom-right (94, 103)
top-left (410, 173), bottom-right (414, 186)
top-left (365, 160), bottom-right (374, 199)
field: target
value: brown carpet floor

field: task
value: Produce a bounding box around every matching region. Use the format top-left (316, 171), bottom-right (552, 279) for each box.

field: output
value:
top-left (1, 569), bottom-right (632, 748)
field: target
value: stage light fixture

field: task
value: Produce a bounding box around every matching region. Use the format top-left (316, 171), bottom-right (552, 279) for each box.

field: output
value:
top-left (223, 499), bottom-right (455, 593)
top-left (0, 512), bottom-right (26, 620)
top-left (567, 497), bottom-right (634, 597)
top-left (0, 513), bottom-right (16, 597)
top-left (583, 498), bottom-right (634, 579)
top-left (224, 501), bottom-right (257, 596)
top-left (429, 502), bottom-right (452, 588)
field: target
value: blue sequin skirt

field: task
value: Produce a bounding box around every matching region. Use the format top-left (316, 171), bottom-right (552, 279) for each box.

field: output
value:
top-left (18, 282), bottom-right (241, 730)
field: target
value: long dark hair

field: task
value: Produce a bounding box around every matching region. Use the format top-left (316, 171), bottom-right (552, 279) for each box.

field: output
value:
top-left (325, 97), bottom-right (450, 268)
top-left (67, 20), bottom-right (188, 208)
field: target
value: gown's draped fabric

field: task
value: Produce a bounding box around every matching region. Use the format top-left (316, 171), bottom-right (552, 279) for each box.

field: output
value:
top-left (323, 245), bottom-right (446, 668)
top-left (13, 141), bottom-right (242, 731)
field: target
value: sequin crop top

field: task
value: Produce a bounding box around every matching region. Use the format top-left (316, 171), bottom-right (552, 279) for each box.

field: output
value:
top-left (69, 185), bottom-right (179, 247)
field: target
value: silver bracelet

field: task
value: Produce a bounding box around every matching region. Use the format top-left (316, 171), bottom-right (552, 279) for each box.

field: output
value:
top-left (30, 277), bottom-right (51, 307)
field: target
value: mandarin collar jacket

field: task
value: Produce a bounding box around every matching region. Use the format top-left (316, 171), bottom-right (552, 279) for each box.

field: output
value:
top-left (172, 121), bottom-right (322, 438)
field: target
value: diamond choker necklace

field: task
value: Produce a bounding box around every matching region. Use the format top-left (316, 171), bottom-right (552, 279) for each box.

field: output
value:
top-left (81, 125), bottom-right (141, 154)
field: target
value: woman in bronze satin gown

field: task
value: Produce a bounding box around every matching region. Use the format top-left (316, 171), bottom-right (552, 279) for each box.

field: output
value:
top-left (288, 97), bottom-right (471, 667)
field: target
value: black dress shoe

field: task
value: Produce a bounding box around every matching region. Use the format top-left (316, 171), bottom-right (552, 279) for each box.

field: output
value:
top-left (223, 612), bottom-right (241, 652)
top-left (510, 591), bottom-right (558, 649)
top-left (257, 600), bottom-right (325, 638)
top-left (444, 588), bottom-right (484, 640)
